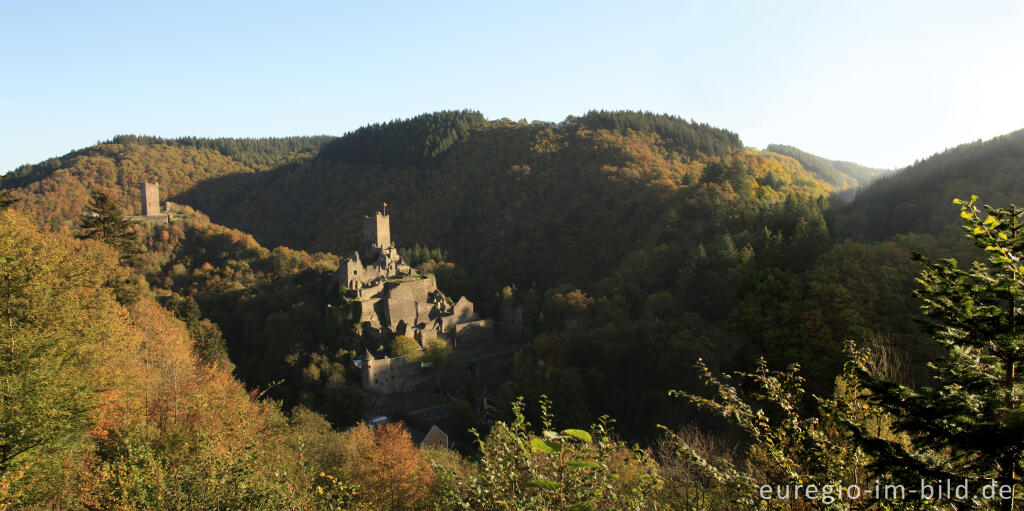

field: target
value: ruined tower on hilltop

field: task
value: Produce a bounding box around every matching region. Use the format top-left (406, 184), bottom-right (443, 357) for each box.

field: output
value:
top-left (130, 182), bottom-right (169, 224)
top-left (141, 182), bottom-right (160, 216)
top-left (363, 203), bottom-right (391, 252)
top-left (353, 203), bottom-right (402, 278)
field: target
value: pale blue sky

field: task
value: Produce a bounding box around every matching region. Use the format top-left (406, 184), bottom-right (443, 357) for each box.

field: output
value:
top-left (2, 1), bottom-right (1023, 173)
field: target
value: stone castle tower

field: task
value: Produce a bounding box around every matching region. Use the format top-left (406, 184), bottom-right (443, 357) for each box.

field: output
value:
top-left (141, 182), bottom-right (160, 216)
top-left (363, 203), bottom-right (391, 250)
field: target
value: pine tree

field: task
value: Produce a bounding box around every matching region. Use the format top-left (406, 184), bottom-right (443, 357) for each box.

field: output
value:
top-left (854, 196), bottom-right (1024, 510)
top-left (77, 191), bottom-right (142, 265)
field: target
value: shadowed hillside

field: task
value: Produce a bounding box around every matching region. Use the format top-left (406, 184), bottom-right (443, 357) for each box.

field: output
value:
top-left (176, 111), bottom-right (836, 299)
top-left (830, 128), bottom-right (1024, 241)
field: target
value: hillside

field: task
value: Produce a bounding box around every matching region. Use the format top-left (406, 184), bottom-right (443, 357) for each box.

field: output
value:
top-left (177, 111), bottom-right (836, 296)
top-left (5, 205), bottom-right (666, 510)
top-left (0, 208), bottom-right (316, 507)
top-left (0, 135), bottom-right (330, 231)
top-left (830, 128), bottom-right (1024, 241)
top-left (167, 111), bottom-right (862, 435)
top-left (12, 110), bottom-right (1022, 510)
top-left (765, 143), bottom-right (888, 190)
top-left (133, 206), bottom-right (367, 426)
top-left (2, 110), bottom-right (898, 439)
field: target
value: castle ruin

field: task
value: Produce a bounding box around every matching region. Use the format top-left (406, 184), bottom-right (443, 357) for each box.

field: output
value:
top-left (142, 182), bottom-right (160, 216)
top-left (131, 182), bottom-right (169, 224)
top-left (341, 204), bottom-right (496, 394)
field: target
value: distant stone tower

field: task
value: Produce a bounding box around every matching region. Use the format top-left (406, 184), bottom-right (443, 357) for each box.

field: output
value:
top-left (363, 203), bottom-right (391, 249)
top-left (141, 182), bottom-right (160, 216)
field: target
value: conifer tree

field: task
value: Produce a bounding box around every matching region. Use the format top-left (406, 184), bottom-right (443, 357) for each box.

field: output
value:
top-left (77, 191), bottom-right (142, 265)
top-left (854, 196), bottom-right (1024, 510)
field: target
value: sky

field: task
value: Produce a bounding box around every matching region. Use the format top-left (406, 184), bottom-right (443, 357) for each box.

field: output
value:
top-left (2, 0), bottom-right (1023, 173)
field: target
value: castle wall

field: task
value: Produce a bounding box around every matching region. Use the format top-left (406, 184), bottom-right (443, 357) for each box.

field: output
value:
top-left (360, 298), bottom-right (383, 328)
top-left (415, 325), bottom-right (439, 344)
top-left (441, 314), bottom-right (458, 334)
top-left (362, 356), bottom-right (422, 394)
top-left (453, 296), bottom-right (478, 324)
top-left (387, 276), bottom-right (438, 304)
top-left (355, 281), bottom-right (385, 300)
top-left (454, 319), bottom-right (497, 347)
top-left (415, 302), bottom-right (437, 326)
top-left (345, 254), bottom-right (385, 291)
top-left (386, 297), bottom-right (418, 331)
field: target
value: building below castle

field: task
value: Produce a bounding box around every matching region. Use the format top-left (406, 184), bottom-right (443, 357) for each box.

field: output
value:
top-left (339, 204), bottom-right (496, 394)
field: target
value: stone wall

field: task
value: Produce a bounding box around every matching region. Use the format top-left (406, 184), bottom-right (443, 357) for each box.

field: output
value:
top-left (455, 319), bottom-right (496, 347)
top-left (453, 296), bottom-right (478, 324)
top-left (387, 276), bottom-right (438, 304)
top-left (362, 356), bottom-right (422, 394)
top-left (386, 297), bottom-right (418, 331)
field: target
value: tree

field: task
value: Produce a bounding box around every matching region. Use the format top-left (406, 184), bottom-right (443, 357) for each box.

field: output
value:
top-left (333, 421), bottom-right (437, 510)
top-left (0, 190), bottom-right (17, 210)
top-left (436, 397), bottom-right (662, 510)
top-left (854, 196), bottom-right (1024, 510)
top-left (0, 211), bottom-right (110, 504)
top-left (78, 191), bottom-right (142, 265)
top-left (665, 358), bottom-right (868, 509)
top-left (421, 337), bottom-right (451, 368)
top-left (390, 335), bottom-right (421, 362)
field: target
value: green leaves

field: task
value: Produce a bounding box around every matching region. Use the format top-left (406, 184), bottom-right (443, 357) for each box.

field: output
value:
top-left (529, 438), bottom-right (560, 454)
top-left (529, 428), bottom-right (595, 454)
top-left (666, 355), bottom-right (864, 508)
top-left (566, 501), bottom-right (596, 511)
top-left (561, 429), bottom-right (592, 443)
top-left (437, 397), bottom-right (662, 510)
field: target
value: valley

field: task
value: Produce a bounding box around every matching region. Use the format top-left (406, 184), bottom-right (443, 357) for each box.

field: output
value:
top-left (4, 110), bottom-right (1024, 509)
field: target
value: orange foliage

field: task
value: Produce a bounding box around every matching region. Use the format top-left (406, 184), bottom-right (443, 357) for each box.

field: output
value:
top-left (337, 422), bottom-right (437, 511)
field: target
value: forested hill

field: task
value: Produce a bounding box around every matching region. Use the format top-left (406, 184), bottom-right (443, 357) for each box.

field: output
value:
top-left (1, 110), bottom-right (845, 293)
top-left (0, 135), bottom-right (331, 230)
top-left (317, 110), bottom-right (743, 168)
top-left (105, 134), bottom-right (333, 170)
top-left (3, 110), bottom-right (892, 438)
top-left (176, 111), bottom-right (835, 295)
top-left (830, 127), bottom-right (1024, 241)
top-left (766, 143), bottom-right (888, 190)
